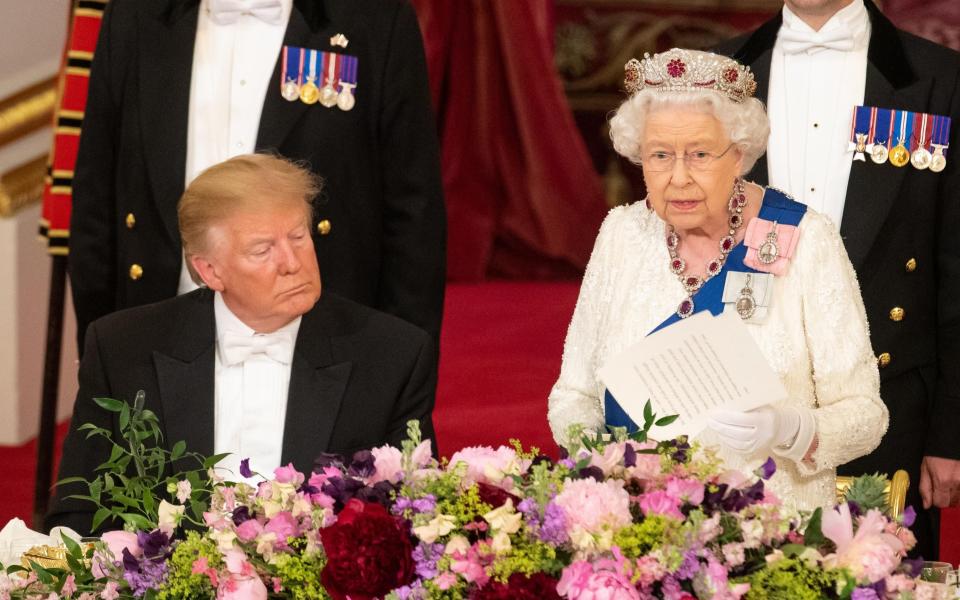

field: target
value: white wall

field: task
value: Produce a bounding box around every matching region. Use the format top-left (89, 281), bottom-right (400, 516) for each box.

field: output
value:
top-left (0, 0), bottom-right (75, 445)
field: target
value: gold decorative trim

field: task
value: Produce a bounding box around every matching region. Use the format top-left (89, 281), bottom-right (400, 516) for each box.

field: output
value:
top-left (0, 155), bottom-right (48, 218)
top-left (0, 77), bottom-right (57, 148)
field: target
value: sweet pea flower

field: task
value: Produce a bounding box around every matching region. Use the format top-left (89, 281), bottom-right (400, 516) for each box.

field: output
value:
top-left (235, 519), bottom-right (264, 542)
top-left (447, 446), bottom-right (528, 489)
top-left (483, 499), bottom-right (522, 535)
top-left (369, 445), bottom-right (404, 484)
top-left (638, 490), bottom-right (684, 520)
top-left (589, 443), bottom-right (626, 476)
top-left (92, 531), bottom-right (142, 578)
top-left (411, 440), bottom-right (433, 468)
top-left (666, 478), bottom-right (705, 505)
top-left (100, 582), bottom-right (120, 600)
top-left (557, 560), bottom-right (641, 600)
top-left (272, 463), bottom-right (304, 486)
top-left (157, 500), bottom-right (185, 535)
top-left (263, 512), bottom-right (299, 548)
top-left (413, 514), bottom-right (457, 543)
top-left (217, 575), bottom-right (268, 600)
top-left (444, 535), bottom-right (470, 556)
top-left (176, 480), bottom-right (192, 504)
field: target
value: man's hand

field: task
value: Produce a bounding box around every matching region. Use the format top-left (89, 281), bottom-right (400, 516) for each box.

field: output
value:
top-left (919, 456), bottom-right (960, 508)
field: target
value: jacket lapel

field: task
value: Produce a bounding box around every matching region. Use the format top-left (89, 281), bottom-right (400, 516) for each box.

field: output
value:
top-left (138, 0), bottom-right (200, 246)
top-left (256, 0), bottom-right (334, 152)
top-left (839, 1), bottom-right (931, 270)
top-left (153, 290), bottom-right (216, 470)
top-left (281, 295), bottom-right (353, 470)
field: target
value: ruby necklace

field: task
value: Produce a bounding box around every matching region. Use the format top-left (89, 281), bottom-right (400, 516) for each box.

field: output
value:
top-left (666, 178), bottom-right (747, 318)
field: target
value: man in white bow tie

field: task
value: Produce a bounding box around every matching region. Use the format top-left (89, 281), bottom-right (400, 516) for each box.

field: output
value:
top-left (717, 0), bottom-right (960, 558)
top-left (68, 0), bottom-right (446, 361)
top-left (47, 154), bottom-right (437, 535)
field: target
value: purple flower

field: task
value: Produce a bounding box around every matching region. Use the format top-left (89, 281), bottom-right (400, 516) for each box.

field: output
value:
top-left (239, 458), bottom-right (253, 478)
top-left (623, 444), bottom-right (637, 468)
top-left (123, 556), bottom-right (168, 597)
top-left (232, 505), bottom-right (252, 526)
top-left (313, 452), bottom-right (346, 472)
top-left (348, 450), bottom-right (376, 479)
top-left (902, 505), bottom-right (917, 528)
top-left (852, 587), bottom-right (881, 600)
top-left (577, 466), bottom-right (605, 482)
top-left (538, 500), bottom-right (569, 545)
top-left (559, 458), bottom-right (576, 469)
top-left (755, 457), bottom-right (777, 480)
top-left (135, 530), bottom-right (170, 559)
top-left (674, 550), bottom-right (700, 580)
top-left (412, 495), bottom-right (436, 513)
top-left (412, 542), bottom-right (445, 579)
top-left (902, 556), bottom-right (924, 578)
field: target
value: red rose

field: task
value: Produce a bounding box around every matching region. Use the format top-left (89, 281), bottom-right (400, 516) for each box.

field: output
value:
top-left (319, 499), bottom-right (415, 600)
top-left (470, 572), bottom-right (562, 600)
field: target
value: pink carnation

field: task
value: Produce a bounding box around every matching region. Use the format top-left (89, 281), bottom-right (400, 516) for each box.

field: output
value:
top-left (557, 560), bottom-right (641, 600)
top-left (447, 446), bottom-right (528, 488)
top-left (638, 490), bottom-right (684, 520)
top-left (554, 478), bottom-right (632, 538)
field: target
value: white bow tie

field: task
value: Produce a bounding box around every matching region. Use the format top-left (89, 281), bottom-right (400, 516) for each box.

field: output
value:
top-left (779, 26), bottom-right (856, 54)
top-left (208, 0), bottom-right (284, 25)
top-left (220, 330), bottom-right (295, 366)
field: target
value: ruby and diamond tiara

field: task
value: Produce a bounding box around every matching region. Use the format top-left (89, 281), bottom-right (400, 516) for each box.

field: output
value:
top-left (624, 48), bottom-right (757, 103)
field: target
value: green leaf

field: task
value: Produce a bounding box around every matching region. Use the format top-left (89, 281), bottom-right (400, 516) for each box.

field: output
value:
top-left (203, 453), bottom-right (231, 469)
top-left (119, 402), bottom-right (130, 431)
top-left (803, 507), bottom-right (827, 547)
top-left (120, 513), bottom-right (154, 530)
top-left (27, 560), bottom-right (54, 584)
top-left (93, 397), bottom-right (124, 412)
top-left (91, 506), bottom-right (113, 532)
top-left (171, 440), bottom-right (186, 461)
top-left (654, 414), bottom-right (679, 427)
top-left (53, 476), bottom-right (89, 487)
top-left (142, 487), bottom-right (156, 515)
top-left (643, 400), bottom-right (653, 423)
top-left (60, 532), bottom-right (81, 557)
top-left (779, 543), bottom-right (808, 558)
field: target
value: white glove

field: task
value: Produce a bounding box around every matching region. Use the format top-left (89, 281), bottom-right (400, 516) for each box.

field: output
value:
top-left (707, 405), bottom-right (816, 462)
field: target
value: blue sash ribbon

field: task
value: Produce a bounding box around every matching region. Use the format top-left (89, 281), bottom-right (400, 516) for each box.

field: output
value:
top-left (604, 189), bottom-right (807, 432)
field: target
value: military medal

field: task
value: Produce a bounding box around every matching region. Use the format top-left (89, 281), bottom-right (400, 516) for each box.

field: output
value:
top-left (889, 110), bottom-right (912, 168)
top-left (280, 46), bottom-right (304, 102)
top-left (337, 54), bottom-right (358, 112)
top-left (871, 108), bottom-right (893, 164)
top-left (735, 274), bottom-right (757, 320)
top-left (757, 220), bottom-right (780, 265)
top-left (910, 112), bottom-right (933, 170)
top-left (319, 52), bottom-right (340, 108)
top-left (299, 49), bottom-right (320, 105)
top-left (848, 106), bottom-right (873, 162)
top-left (929, 114), bottom-right (951, 173)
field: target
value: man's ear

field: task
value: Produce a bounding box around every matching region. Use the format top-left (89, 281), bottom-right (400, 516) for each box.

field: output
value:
top-left (191, 254), bottom-right (225, 291)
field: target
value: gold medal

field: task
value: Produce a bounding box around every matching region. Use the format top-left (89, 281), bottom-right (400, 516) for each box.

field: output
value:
top-left (319, 84), bottom-right (339, 108)
top-left (300, 80), bottom-right (320, 104)
top-left (910, 147), bottom-right (932, 170)
top-left (889, 143), bottom-right (910, 167)
top-left (871, 143), bottom-right (889, 164)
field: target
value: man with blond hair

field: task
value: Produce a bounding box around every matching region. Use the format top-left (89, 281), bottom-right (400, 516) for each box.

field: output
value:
top-left (46, 154), bottom-right (437, 535)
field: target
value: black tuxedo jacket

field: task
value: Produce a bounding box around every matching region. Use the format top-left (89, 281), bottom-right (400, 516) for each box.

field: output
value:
top-left (717, 2), bottom-right (960, 555)
top-left (45, 289), bottom-right (437, 535)
top-left (68, 0), bottom-right (446, 349)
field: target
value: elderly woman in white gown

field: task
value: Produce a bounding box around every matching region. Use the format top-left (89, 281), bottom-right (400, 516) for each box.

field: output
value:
top-left (547, 49), bottom-right (887, 510)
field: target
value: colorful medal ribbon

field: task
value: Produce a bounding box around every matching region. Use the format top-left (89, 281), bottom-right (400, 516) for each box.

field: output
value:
top-left (280, 45), bottom-right (303, 102)
top-left (889, 109), bottom-right (913, 168)
top-left (319, 51), bottom-right (340, 108)
top-left (910, 112), bottom-right (933, 170)
top-left (930, 113), bottom-right (951, 173)
top-left (871, 107), bottom-right (894, 164)
top-left (300, 49), bottom-right (320, 104)
top-left (849, 105), bottom-right (871, 161)
top-left (337, 54), bottom-right (358, 112)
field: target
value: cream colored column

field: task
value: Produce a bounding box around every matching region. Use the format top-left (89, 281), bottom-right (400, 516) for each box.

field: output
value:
top-left (0, 1), bottom-right (73, 445)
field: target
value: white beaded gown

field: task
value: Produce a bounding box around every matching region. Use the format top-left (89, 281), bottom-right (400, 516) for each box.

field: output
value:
top-left (547, 189), bottom-right (888, 510)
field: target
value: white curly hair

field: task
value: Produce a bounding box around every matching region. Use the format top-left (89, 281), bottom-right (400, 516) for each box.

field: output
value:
top-left (609, 88), bottom-right (769, 176)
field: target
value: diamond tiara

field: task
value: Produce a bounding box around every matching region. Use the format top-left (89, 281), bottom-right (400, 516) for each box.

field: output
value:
top-left (624, 48), bottom-right (757, 103)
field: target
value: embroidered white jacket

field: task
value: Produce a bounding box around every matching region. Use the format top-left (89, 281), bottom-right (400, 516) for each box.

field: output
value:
top-left (548, 193), bottom-right (887, 510)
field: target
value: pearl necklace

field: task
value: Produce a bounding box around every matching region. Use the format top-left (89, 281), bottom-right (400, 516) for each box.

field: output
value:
top-left (666, 178), bottom-right (747, 318)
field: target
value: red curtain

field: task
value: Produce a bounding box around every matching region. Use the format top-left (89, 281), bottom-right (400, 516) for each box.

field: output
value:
top-left (412, 0), bottom-right (608, 280)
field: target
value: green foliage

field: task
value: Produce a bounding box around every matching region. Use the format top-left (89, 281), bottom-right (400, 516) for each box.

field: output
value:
top-left (271, 553), bottom-right (331, 600)
top-left (740, 557), bottom-right (845, 600)
top-left (613, 516), bottom-right (669, 559)
top-left (60, 391), bottom-right (226, 532)
top-left (158, 531), bottom-right (221, 600)
top-left (566, 400), bottom-right (679, 454)
top-left (489, 540), bottom-right (562, 581)
top-left (843, 474), bottom-right (890, 513)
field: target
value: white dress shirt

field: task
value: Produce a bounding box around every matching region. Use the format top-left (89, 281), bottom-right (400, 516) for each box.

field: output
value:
top-left (766, 0), bottom-right (871, 228)
top-left (213, 292), bottom-right (301, 483)
top-left (178, 0), bottom-right (293, 294)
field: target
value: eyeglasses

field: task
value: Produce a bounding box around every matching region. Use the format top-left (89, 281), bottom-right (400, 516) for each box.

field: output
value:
top-left (641, 143), bottom-right (736, 172)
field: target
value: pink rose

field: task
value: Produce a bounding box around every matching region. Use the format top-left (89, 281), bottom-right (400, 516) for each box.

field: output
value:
top-left (217, 576), bottom-right (268, 600)
top-left (637, 490), bottom-right (684, 520)
top-left (92, 531), bottom-right (141, 578)
top-left (557, 561), bottom-right (641, 600)
top-left (235, 519), bottom-right (264, 542)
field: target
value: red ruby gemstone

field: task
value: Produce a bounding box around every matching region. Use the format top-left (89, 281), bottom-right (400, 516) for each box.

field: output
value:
top-left (686, 276), bottom-right (700, 288)
top-left (721, 237), bottom-right (734, 252)
top-left (667, 59), bottom-right (687, 78)
top-left (730, 214), bottom-right (743, 228)
top-left (724, 68), bottom-right (739, 83)
top-left (672, 259), bottom-right (683, 271)
top-left (736, 194), bottom-right (747, 208)
top-left (679, 299), bottom-right (693, 315)
top-left (708, 260), bottom-right (721, 274)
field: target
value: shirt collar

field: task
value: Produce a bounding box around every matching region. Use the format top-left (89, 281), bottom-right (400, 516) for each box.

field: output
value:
top-left (780, 0), bottom-right (870, 49)
top-left (214, 291), bottom-right (302, 339)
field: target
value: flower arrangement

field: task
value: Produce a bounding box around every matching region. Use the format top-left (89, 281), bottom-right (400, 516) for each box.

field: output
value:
top-left (0, 398), bottom-right (934, 599)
